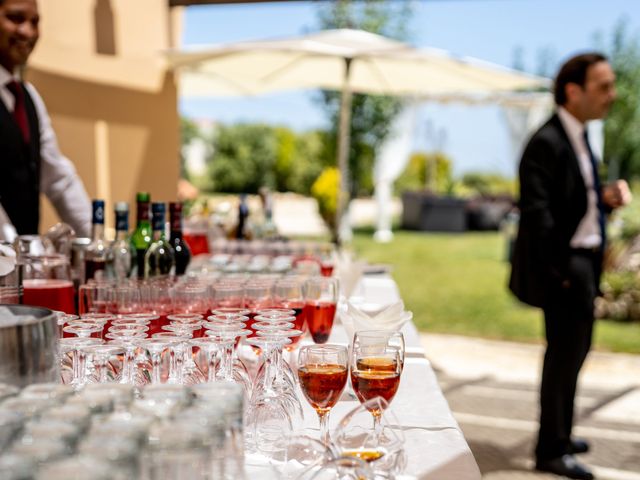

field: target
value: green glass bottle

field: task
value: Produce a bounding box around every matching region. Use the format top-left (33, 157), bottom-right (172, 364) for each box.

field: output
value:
top-left (131, 192), bottom-right (152, 278)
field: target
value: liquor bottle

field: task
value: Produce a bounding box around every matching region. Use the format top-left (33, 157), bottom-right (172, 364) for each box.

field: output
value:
top-left (108, 202), bottom-right (135, 281)
top-left (131, 192), bottom-right (152, 279)
top-left (84, 199), bottom-right (109, 282)
top-left (169, 202), bottom-right (191, 275)
top-left (144, 202), bottom-right (175, 278)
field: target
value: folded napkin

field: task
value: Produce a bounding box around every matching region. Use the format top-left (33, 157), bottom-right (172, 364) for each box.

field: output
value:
top-left (333, 250), bottom-right (366, 298)
top-left (340, 299), bottom-right (412, 343)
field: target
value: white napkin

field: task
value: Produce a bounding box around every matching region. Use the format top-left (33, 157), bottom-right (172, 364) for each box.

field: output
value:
top-left (333, 250), bottom-right (366, 298)
top-left (340, 300), bottom-right (412, 343)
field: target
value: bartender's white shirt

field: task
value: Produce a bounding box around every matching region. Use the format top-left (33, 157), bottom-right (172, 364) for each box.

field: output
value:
top-left (557, 106), bottom-right (602, 249)
top-left (0, 65), bottom-right (91, 240)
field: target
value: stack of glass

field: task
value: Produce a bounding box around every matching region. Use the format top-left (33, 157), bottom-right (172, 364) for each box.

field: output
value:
top-left (0, 381), bottom-right (244, 480)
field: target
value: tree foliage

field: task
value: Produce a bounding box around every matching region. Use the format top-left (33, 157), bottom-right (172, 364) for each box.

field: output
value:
top-left (599, 20), bottom-right (640, 180)
top-left (180, 117), bottom-right (200, 179)
top-left (315, 0), bottom-right (413, 198)
top-left (394, 151), bottom-right (453, 195)
top-left (205, 123), bottom-right (325, 195)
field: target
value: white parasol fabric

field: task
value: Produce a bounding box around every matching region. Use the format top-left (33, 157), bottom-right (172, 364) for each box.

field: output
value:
top-left (167, 29), bottom-right (550, 241)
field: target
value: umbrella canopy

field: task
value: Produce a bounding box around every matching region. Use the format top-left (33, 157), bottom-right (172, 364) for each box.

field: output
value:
top-left (168, 29), bottom-right (547, 97)
top-left (167, 29), bottom-right (549, 241)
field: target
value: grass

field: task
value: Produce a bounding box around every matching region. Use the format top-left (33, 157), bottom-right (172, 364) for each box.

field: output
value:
top-left (351, 229), bottom-right (640, 354)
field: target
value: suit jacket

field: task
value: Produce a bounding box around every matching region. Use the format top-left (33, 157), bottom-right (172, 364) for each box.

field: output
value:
top-left (509, 113), bottom-right (595, 308)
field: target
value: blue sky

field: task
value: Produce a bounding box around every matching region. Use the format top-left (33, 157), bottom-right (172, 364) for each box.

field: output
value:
top-left (179, 0), bottom-right (640, 177)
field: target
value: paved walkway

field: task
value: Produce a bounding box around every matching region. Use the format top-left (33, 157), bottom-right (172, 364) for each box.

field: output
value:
top-left (420, 333), bottom-right (640, 479)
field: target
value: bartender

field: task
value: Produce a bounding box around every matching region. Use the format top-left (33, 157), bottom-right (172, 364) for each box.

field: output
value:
top-left (0, 0), bottom-right (90, 240)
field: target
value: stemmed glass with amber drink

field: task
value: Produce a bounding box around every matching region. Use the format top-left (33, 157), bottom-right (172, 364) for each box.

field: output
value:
top-left (298, 344), bottom-right (348, 445)
top-left (350, 331), bottom-right (404, 434)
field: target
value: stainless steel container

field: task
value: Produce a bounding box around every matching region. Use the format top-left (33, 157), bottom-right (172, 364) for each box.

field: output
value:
top-left (0, 304), bottom-right (59, 388)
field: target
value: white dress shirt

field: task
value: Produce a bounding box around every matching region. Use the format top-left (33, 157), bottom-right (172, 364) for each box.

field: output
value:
top-left (0, 64), bottom-right (91, 239)
top-left (557, 106), bottom-right (602, 249)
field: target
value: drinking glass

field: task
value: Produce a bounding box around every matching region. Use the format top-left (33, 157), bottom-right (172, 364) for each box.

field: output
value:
top-left (244, 281), bottom-right (273, 336)
top-left (173, 282), bottom-right (209, 316)
top-left (78, 280), bottom-right (111, 315)
top-left (332, 397), bottom-right (406, 478)
top-left (352, 330), bottom-right (405, 373)
top-left (297, 344), bottom-right (348, 445)
top-left (22, 253), bottom-right (75, 314)
top-left (274, 278), bottom-right (307, 351)
top-left (304, 277), bottom-right (339, 344)
top-left (141, 338), bottom-right (180, 384)
top-left (211, 283), bottom-right (244, 310)
top-left (350, 333), bottom-right (404, 434)
top-left (83, 344), bottom-right (125, 383)
top-left (59, 337), bottom-right (102, 388)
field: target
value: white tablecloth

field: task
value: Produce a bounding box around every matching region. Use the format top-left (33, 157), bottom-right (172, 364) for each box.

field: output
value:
top-left (299, 273), bottom-right (481, 480)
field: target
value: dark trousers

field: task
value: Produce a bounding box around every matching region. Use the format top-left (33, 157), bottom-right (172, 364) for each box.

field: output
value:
top-left (535, 251), bottom-right (599, 461)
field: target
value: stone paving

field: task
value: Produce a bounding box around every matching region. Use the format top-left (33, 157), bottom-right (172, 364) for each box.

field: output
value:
top-left (421, 333), bottom-right (640, 479)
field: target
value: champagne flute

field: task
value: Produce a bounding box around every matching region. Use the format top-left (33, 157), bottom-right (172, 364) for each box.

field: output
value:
top-left (298, 344), bottom-right (348, 445)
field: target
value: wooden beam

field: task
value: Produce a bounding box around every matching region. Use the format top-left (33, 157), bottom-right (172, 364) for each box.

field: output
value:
top-left (169, 0), bottom-right (306, 6)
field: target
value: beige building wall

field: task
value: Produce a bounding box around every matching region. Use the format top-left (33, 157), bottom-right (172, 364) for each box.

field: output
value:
top-left (26, 0), bottom-right (183, 237)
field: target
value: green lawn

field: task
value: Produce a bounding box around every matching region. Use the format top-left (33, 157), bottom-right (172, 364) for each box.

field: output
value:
top-left (351, 230), bottom-right (640, 354)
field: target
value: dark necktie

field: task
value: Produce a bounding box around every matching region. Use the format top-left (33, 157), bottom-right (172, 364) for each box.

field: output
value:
top-left (5, 80), bottom-right (30, 143)
top-left (583, 129), bottom-right (606, 248)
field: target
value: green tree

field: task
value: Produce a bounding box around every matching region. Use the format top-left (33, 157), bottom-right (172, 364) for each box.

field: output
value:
top-left (315, 0), bottom-right (413, 198)
top-left (207, 123), bottom-right (326, 195)
top-left (180, 117), bottom-right (200, 179)
top-left (598, 20), bottom-right (640, 180)
top-left (394, 151), bottom-right (453, 195)
top-left (208, 123), bottom-right (278, 193)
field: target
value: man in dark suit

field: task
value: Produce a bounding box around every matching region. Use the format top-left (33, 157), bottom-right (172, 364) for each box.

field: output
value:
top-left (510, 52), bottom-right (631, 480)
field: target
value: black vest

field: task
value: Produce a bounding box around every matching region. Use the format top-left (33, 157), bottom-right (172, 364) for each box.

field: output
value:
top-left (0, 83), bottom-right (41, 234)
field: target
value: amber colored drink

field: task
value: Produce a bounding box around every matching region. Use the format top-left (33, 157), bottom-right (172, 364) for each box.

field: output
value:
top-left (298, 363), bottom-right (348, 412)
top-left (23, 279), bottom-right (75, 314)
top-left (341, 449), bottom-right (385, 463)
top-left (356, 356), bottom-right (398, 372)
top-left (351, 369), bottom-right (401, 414)
top-left (303, 301), bottom-right (336, 344)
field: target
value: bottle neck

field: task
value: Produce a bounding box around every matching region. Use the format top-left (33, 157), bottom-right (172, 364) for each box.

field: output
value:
top-left (91, 223), bottom-right (104, 242)
top-left (136, 201), bottom-right (150, 227)
top-left (152, 214), bottom-right (166, 241)
top-left (169, 211), bottom-right (183, 240)
top-left (152, 229), bottom-right (164, 242)
top-left (115, 229), bottom-right (128, 241)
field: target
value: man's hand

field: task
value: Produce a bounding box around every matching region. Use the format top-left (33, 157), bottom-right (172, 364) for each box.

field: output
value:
top-left (602, 179), bottom-right (632, 209)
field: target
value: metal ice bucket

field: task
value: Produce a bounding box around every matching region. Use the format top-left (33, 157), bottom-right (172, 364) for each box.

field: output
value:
top-left (0, 304), bottom-right (59, 387)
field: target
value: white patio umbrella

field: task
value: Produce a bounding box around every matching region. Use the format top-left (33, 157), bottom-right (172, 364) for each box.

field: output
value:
top-left (167, 29), bottom-right (549, 241)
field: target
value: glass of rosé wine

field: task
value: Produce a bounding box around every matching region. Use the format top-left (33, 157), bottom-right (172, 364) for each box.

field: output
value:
top-left (303, 277), bottom-right (339, 344)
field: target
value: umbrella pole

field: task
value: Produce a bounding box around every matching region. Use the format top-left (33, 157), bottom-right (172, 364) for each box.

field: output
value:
top-left (336, 58), bottom-right (353, 246)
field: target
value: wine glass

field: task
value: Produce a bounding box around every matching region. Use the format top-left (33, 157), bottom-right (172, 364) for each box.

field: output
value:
top-left (274, 278), bottom-right (308, 351)
top-left (352, 330), bottom-right (405, 373)
top-left (350, 332), bottom-right (404, 435)
top-left (297, 344), bottom-right (348, 446)
top-left (303, 277), bottom-right (338, 344)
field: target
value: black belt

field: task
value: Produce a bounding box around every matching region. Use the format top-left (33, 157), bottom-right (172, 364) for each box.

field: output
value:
top-left (570, 246), bottom-right (602, 257)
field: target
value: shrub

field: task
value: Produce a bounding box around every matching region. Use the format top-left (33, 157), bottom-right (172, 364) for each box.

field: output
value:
top-left (311, 167), bottom-right (340, 233)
